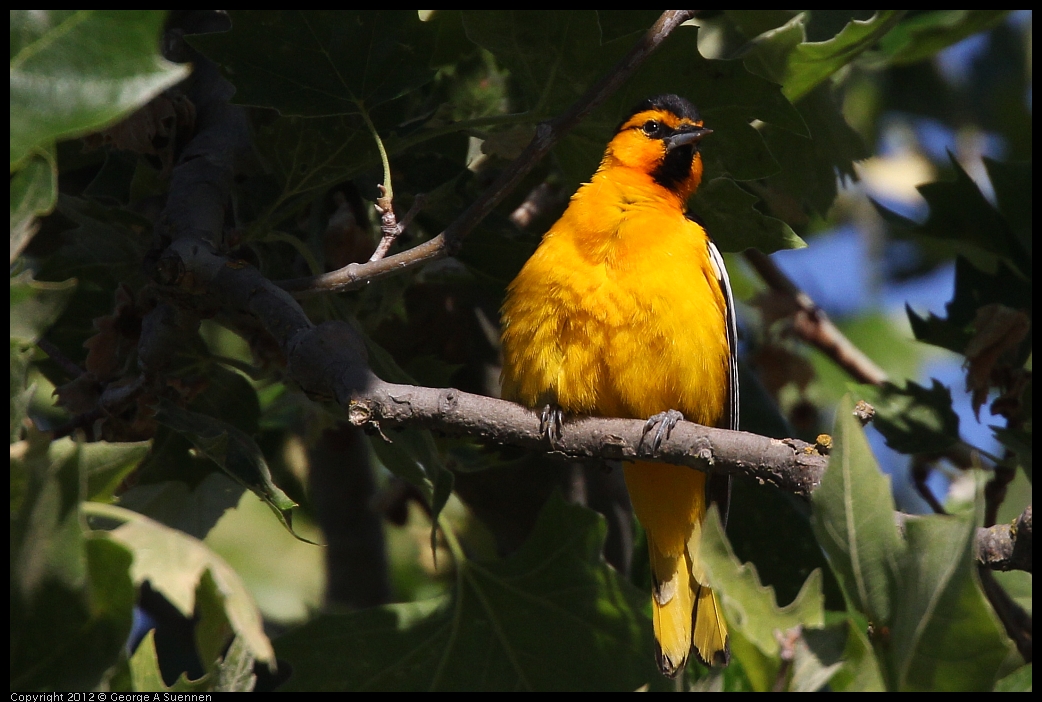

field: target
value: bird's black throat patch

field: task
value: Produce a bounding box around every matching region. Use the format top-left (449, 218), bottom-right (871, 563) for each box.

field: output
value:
top-left (652, 143), bottom-right (697, 193)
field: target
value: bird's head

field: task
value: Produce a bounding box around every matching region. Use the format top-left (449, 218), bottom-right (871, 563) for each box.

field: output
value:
top-left (603, 94), bottom-right (711, 201)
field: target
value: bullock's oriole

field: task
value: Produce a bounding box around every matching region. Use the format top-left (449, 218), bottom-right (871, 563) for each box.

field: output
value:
top-left (500, 94), bottom-right (737, 677)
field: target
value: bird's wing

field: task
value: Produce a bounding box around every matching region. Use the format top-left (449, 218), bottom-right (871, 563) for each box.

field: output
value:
top-left (705, 238), bottom-right (738, 527)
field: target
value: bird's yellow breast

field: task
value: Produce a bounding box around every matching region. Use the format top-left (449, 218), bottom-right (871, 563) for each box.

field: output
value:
top-left (500, 167), bottom-right (729, 428)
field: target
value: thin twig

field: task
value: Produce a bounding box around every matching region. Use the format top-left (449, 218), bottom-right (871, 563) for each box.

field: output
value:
top-left (36, 338), bottom-right (85, 379)
top-left (984, 455), bottom-right (1019, 528)
top-left (369, 188), bottom-right (427, 263)
top-left (978, 566), bottom-right (1033, 663)
top-left (149, 14), bottom-right (1031, 579)
top-left (277, 9), bottom-right (698, 295)
top-left (911, 455), bottom-right (947, 514)
top-left (51, 374), bottom-right (147, 440)
top-left (976, 505), bottom-right (1032, 573)
top-left (745, 247), bottom-right (982, 473)
top-left (744, 248), bottom-right (888, 385)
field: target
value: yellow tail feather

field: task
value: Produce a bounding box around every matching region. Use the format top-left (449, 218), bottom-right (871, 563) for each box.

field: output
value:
top-left (625, 461), bottom-right (728, 677)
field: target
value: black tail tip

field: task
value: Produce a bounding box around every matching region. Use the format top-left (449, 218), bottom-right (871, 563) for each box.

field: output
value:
top-left (692, 637), bottom-right (731, 668)
top-left (654, 642), bottom-right (688, 679)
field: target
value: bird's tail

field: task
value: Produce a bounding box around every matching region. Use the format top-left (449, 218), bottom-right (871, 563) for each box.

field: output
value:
top-left (624, 461), bottom-right (728, 677)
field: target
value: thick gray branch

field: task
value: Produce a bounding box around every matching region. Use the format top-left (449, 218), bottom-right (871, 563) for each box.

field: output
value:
top-left (976, 505), bottom-right (1032, 573)
top-left (149, 16), bottom-right (1030, 577)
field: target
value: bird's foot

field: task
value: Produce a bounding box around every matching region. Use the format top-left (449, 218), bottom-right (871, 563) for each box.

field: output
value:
top-left (640, 409), bottom-right (684, 456)
top-left (540, 404), bottom-right (564, 447)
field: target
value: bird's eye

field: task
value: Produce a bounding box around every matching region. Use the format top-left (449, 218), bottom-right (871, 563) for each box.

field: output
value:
top-left (641, 120), bottom-right (661, 137)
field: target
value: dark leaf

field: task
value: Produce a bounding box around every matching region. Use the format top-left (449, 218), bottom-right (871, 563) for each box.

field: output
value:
top-left (854, 380), bottom-right (960, 454)
top-left (10, 10), bottom-right (188, 169)
top-left (691, 178), bottom-right (806, 254)
top-left (879, 10), bottom-right (1009, 66)
top-left (189, 11), bottom-right (437, 117)
top-left (276, 494), bottom-right (658, 690)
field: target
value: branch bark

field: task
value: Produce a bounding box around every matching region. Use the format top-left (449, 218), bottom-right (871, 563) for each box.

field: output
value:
top-left (277, 9), bottom-right (697, 295)
top-left (148, 13), bottom-right (1030, 577)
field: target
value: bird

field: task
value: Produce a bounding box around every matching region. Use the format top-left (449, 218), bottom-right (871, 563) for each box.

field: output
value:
top-left (500, 94), bottom-right (738, 677)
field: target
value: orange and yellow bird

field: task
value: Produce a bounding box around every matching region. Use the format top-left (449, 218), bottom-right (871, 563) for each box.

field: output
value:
top-left (500, 94), bottom-right (738, 676)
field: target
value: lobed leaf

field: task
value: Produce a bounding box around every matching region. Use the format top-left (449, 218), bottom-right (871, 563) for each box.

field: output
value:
top-left (854, 380), bottom-right (960, 454)
top-left (188, 11), bottom-right (437, 117)
top-left (85, 501), bottom-right (276, 668)
top-left (276, 494), bottom-right (657, 690)
top-left (811, 395), bottom-right (904, 628)
top-left (10, 10), bottom-right (189, 169)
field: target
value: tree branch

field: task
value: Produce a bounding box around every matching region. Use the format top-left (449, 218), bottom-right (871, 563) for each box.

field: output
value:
top-left (277, 9), bottom-right (697, 296)
top-left (744, 248), bottom-right (888, 385)
top-left (976, 505), bottom-right (1032, 573)
top-left (148, 15), bottom-right (1029, 576)
top-left (744, 247), bottom-right (981, 473)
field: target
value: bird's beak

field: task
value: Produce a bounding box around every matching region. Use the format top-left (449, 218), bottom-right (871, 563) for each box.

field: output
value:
top-left (665, 126), bottom-right (712, 152)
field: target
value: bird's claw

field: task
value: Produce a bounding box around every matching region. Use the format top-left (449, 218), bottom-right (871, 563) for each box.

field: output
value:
top-left (540, 404), bottom-right (564, 447)
top-left (640, 409), bottom-right (684, 456)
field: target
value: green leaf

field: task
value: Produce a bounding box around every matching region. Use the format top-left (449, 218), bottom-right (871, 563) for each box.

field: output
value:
top-left (254, 114), bottom-right (380, 210)
top-left (727, 473), bottom-right (845, 615)
top-left (906, 257), bottom-right (1031, 355)
top-left (129, 630), bottom-right (170, 691)
top-left (276, 493), bottom-right (658, 690)
top-left (194, 568), bottom-right (235, 674)
top-left (811, 395), bottom-right (905, 628)
top-left (363, 334), bottom-right (454, 524)
top-left (119, 462), bottom-right (247, 540)
top-left (595, 10), bottom-right (662, 44)
top-left (85, 501), bottom-right (276, 668)
top-left (701, 505), bottom-right (825, 657)
top-left (890, 512), bottom-right (1018, 690)
top-left (189, 362), bottom-right (262, 436)
top-left (790, 626), bottom-right (846, 692)
top-left (853, 380), bottom-right (960, 454)
top-left (187, 573), bottom-right (257, 690)
top-left (463, 11), bottom-right (606, 118)
top-left (11, 343), bottom-right (35, 442)
top-left (690, 178), bottom-right (806, 254)
top-left (11, 430), bottom-right (136, 691)
top-left (11, 432), bottom-right (88, 597)
top-left (811, 314), bottom-right (924, 405)
top-left (992, 427), bottom-right (1032, 484)
top-left (827, 616), bottom-right (886, 691)
top-left (370, 429), bottom-right (454, 528)
top-left (994, 664), bottom-right (1032, 692)
top-left (9, 270), bottom-right (77, 345)
top-left (879, 11), bottom-right (1009, 66)
top-left (80, 440), bottom-right (151, 503)
top-left (189, 11), bottom-right (437, 117)
top-left (725, 10), bottom-right (802, 42)
top-left (783, 11), bottom-right (904, 102)
top-left (738, 13), bottom-right (805, 86)
top-left (10, 10), bottom-right (189, 169)
top-left (10, 146), bottom-right (57, 261)
top-left (36, 196), bottom-right (152, 290)
top-left (153, 399), bottom-right (300, 535)
top-left (129, 629), bottom-right (213, 692)
top-left (213, 636), bottom-right (259, 692)
top-left (984, 157), bottom-right (1032, 257)
top-left (551, 23), bottom-right (806, 189)
top-left (759, 83), bottom-right (868, 217)
top-left (992, 570), bottom-right (1032, 617)
top-left (881, 155), bottom-right (1028, 275)
top-left (12, 536), bottom-right (136, 691)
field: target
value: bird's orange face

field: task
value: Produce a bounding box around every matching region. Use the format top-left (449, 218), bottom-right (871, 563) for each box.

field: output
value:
top-left (605, 101), bottom-right (711, 201)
